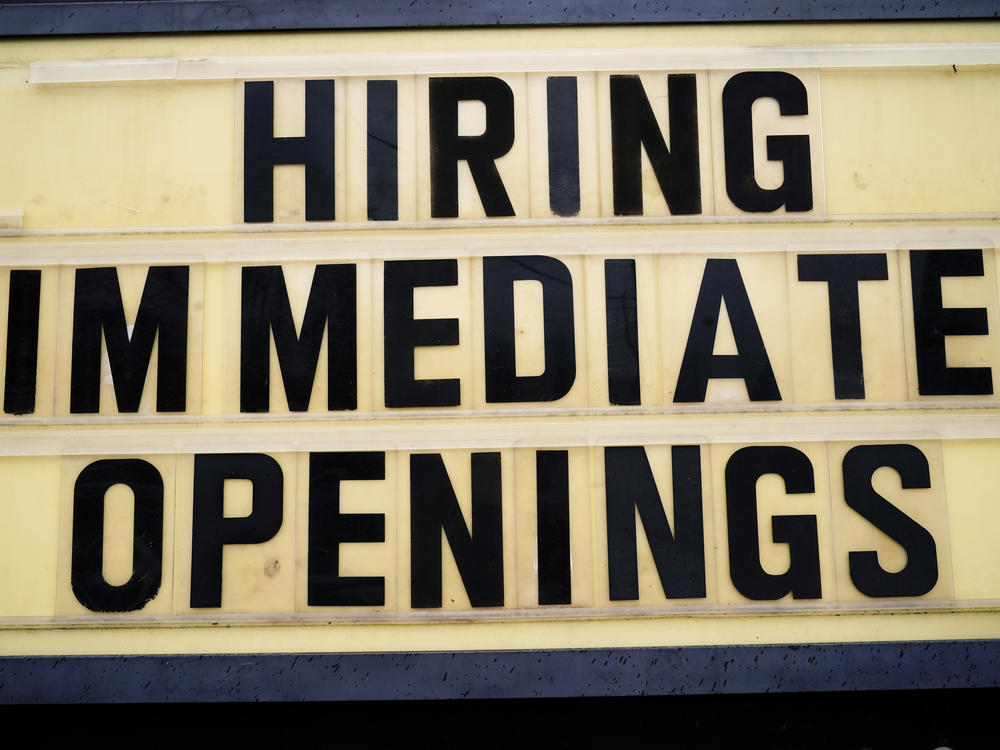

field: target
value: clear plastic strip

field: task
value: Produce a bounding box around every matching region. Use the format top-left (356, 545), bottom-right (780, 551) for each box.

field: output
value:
top-left (0, 211), bottom-right (22, 231)
top-left (5, 212), bottom-right (1000, 240)
top-left (5, 598), bottom-right (1000, 630)
top-left (28, 43), bottom-right (1000, 84)
top-left (2, 411), bottom-right (999, 455)
top-left (1, 223), bottom-right (998, 264)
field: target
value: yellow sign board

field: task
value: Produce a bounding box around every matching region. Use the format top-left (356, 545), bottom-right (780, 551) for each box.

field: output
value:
top-left (1, 22), bottom-right (1000, 661)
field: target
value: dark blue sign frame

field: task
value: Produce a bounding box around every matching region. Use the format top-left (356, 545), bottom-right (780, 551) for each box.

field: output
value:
top-left (1, 0), bottom-right (999, 704)
top-left (2, 641), bottom-right (998, 702)
top-left (0, 0), bottom-right (997, 37)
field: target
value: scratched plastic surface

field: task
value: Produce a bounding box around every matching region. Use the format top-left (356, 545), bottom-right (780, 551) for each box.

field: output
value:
top-left (1, 25), bottom-right (999, 657)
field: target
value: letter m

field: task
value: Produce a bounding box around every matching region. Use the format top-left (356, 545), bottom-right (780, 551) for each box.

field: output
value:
top-left (240, 264), bottom-right (357, 412)
top-left (70, 266), bottom-right (189, 413)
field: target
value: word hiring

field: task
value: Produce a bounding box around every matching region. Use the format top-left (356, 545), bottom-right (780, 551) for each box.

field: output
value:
top-left (69, 442), bottom-right (941, 613)
top-left (243, 70), bottom-right (815, 221)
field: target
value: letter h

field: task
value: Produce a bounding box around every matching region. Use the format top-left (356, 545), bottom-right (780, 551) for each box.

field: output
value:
top-left (243, 80), bottom-right (336, 222)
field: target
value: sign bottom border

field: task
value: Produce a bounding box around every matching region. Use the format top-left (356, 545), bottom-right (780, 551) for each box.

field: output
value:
top-left (1, 639), bottom-right (996, 702)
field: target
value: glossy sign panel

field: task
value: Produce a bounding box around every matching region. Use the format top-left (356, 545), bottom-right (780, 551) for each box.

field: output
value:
top-left (1, 23), bottom-right (999, 663)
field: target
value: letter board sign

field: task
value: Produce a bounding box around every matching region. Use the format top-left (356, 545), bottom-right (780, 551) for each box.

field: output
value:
top-left (1, 17), bottom-right (1000, 697)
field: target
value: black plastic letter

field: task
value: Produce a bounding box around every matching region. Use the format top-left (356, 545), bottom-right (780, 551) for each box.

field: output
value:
top-left (244, 80), bottom-right (335, 222)
top-left (605, 445), bottom-right (705, 601)
top-left (546, 76), bottom-right (581, 217)
top-left (4, 269), bottom-right (41, 414)
top-left (308, 452), bottom-right (386, 606)
top-left (483, 256), bottom-right (576, 403)
top-left (70, 266), bottom-right (189, 413)
top-left (71, 459), bottom-right (163, 612)
top-left (725, 446), bottom-right (821, 600)
top-left (722, 71), bottom-right (812, 212)
top-left (910, 249), bottom-right (992, 395)
top-left (191, 454), bottom-right (283, 608)
top-left (367, 80), bottom-right (399, 221)
top-left (605, 259), bottom-right (641, 405)
top-left (610, 74), bottom-right (701, 216)
top-left (430, 76), bottom-right (515, 217)
top-left (797, 253), bottom-right (889, 399)
top-left (410, 452), bottom-right (503, 608)
top-left (240, 264), bottom-right (357, 412)
top-left (384, 259), bottom-right (460, 407)
top-left (674, 258), bottom-right (781, 402)
top-left (536, 450), bottom-right (571, 605)
top-left (843, 444), bottom-right (938, 597)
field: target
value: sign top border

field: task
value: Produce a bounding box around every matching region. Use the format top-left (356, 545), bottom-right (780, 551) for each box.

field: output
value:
top-left (0, 0), bottom-right (997, 39)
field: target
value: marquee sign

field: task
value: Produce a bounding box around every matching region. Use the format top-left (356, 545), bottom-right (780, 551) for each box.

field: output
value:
top-left (1, 20), bottom-right (1000, 697)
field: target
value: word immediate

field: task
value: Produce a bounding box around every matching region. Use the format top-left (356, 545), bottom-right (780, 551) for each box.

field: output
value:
top-left (0, 248), bottom-right (992, 415)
